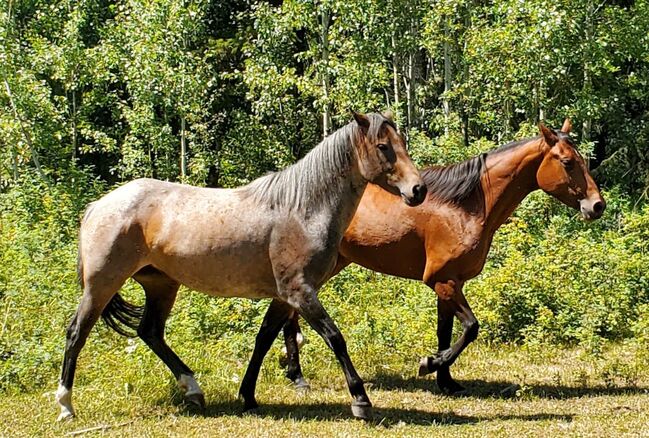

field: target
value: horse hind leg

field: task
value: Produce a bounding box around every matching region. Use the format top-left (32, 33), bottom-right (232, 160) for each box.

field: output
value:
top-left (280, 316), bottom-right (310, 390)
top-left (132, 267), bottom-right (205, 410)
top-left (417, 296), bottom-right (466, 395)
top-left (57, 278), bottom-right (127, 421)
top-left (419, 284), bottom-right (477, 395)
top-left (239, 299), bottom-right (293, 411)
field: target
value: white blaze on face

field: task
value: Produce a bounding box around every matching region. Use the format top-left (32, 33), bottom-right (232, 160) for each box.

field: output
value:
top-left (56, 384), bottom-right (75, 421)
top-left (177, 374), bottom-right (203, 397)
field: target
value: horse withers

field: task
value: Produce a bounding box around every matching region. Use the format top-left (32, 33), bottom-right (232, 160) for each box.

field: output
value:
top-left (279, 119), bottom-right (605, 394)
top-left (56, 112), bottom-right (426, 421)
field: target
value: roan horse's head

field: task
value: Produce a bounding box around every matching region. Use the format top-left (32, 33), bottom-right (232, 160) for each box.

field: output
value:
top-left (536, 119), bottom-right (606, 220)
top-left (352, 111), bottom-right (426, 206)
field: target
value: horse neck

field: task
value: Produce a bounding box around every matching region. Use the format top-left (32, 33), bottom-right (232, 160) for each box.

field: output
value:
top-left (246, 122), bottom-right (367, 222)
top-left (480, 139), bottom-right (544, 233)
top-left (300, 130), bottom-right (367, 220)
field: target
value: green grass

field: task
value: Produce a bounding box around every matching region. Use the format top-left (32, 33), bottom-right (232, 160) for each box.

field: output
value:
top-left (1, 341), bottom-right (647, 437)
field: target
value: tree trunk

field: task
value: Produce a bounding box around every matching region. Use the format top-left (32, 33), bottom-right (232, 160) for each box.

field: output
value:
top-left (391, 34), bottom-right (400, 131)
top-left (582, 0), bottom-right (594, 168)
top-left (180, 116), bottom-right (187, 179)
top-left (321, 8), bottom-right (331, 137)
top-left (443, 17), bottom-right (452, 136)
top-left (3, 79), bottom-right (48, 183)
top-left (71, 89), bottom-right (77, 160)
top-left (407, 51), bottom-right (415, 132)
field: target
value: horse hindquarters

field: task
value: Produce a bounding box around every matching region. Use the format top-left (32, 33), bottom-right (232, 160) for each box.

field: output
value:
top-left (57, 217), bottom-right (146, 420)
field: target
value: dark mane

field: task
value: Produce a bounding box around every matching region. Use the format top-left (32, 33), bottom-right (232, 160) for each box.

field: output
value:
top-left (421, 136), bottom-right (540, 204)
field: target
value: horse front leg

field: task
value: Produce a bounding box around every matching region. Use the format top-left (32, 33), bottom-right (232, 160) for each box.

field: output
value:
top-left (419, 284), bottom-right (478, 393)
top-left (281, 316), bottom-right (310, 390)
top-left (418, 296), bottom-right (467, 394)
top-left (289, 286), bottom-right (372, 420)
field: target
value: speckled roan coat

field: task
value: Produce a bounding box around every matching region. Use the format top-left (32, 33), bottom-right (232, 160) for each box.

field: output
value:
top-left (55, 112), bottom-right (426, 422)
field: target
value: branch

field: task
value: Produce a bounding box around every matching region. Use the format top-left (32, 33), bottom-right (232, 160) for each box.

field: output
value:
top-left (66, 421), bottom-right (134, 436)
top-left (3, 79), bottom-right (49, 184)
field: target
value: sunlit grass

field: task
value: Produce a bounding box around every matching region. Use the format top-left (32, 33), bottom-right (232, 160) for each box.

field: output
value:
top-left (1, 342), bottom-right (647, 437)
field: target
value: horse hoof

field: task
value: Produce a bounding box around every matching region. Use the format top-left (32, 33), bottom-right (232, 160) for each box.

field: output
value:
top-left (56, 410), bottom-right (75, 422)
top-left (351, 401), bottom-right (373, 421)
top-left (240, 394), bottom-right (259, 413)
top-left (294, 377), bottom-right (311, 393)
top-left (185, 392), bottom-right (206, 411)
top-left (438, 377), bottom-right (466, 395)
top-left (418, 357), bottom-right (431, 377)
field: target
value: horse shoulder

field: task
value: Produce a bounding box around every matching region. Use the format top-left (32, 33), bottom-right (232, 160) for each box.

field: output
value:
top-left (422, 205), bottom-right (484, 283)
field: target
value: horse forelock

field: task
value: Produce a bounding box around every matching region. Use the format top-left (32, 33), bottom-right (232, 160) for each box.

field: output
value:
top-left (365, 113), bottom-right (395, 142)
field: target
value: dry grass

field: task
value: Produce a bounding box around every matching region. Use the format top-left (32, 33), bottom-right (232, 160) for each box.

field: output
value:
top-left (1, 342), bottom-right (647, 437)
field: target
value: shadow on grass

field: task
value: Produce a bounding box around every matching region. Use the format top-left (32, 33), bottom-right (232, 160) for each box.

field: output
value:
top-left (370, 373), bottom-right (649, 400)
top-left (175, 398), bottom-right (572, 427)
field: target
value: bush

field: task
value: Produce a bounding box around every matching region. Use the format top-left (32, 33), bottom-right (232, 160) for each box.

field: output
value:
top-left (468, 189), bottom-right (649, 349)
top-left (2, 171), bottom-right (649, 394)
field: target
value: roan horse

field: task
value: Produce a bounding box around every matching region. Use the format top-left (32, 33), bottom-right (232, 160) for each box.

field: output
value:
top-left (276, 120), bottom-right (605, 394)
top-left (56, 112), bottom-right (427, 421)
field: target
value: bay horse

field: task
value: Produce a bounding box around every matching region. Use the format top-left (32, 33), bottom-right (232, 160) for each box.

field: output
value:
top-left (272, 120), bottom-right (605, 394)
top-left (56, 112), bottom-right (427, 421)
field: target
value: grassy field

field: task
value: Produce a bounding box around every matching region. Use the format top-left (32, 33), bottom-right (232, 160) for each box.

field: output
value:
top-left (0, 340), bottom-right (647, 437)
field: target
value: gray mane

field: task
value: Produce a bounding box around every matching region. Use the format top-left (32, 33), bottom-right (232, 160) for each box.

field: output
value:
top-left (244, 113), bottom-right (389, 212)
top-left (421, 135), bottom-right (540, 204)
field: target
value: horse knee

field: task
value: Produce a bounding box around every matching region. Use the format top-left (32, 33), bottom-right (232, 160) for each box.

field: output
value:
top-left (327, 331), bottom-right (347, 352)
top-left (65, 318), bottom-right (86, 350)
top-left (464, 319), bottom-right (479, 343)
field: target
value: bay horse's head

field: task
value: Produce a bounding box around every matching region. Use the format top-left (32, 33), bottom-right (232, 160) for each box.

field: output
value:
top-left (352, 111), bottom-right (426, 206)
top-left (536, 119), bottom-right (606, 220)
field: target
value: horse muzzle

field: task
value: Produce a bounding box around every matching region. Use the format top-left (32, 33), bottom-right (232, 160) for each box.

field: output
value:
top-left (402, 183), bottom-right (427, 207)
top-left (580, 196), bottom-right (606, 220)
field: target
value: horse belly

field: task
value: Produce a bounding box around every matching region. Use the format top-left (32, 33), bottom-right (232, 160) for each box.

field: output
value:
top-left (340, 234), bottom-right (426, 280)
top-left (151, 247), bottom-right (278, 298)
top-left (147, 201), bottom-right (279, 298)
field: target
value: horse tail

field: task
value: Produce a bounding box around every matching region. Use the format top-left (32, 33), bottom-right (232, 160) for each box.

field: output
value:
top-left (101, 294), bottom-right (144, 338)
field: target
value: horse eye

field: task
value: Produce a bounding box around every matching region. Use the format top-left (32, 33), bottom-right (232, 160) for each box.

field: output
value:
top-left (377, 143), bottom-right (389, 152)
top-left (561, 158), bottom-right (574, 170)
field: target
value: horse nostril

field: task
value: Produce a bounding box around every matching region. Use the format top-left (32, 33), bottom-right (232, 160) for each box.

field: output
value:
top-left (593, 201), bottom-right (604, 214)
top-left (412, 184), bottom-right (427, 201)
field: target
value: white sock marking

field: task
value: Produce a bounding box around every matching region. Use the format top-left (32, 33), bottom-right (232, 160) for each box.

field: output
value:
top-left (55, 384), bottom-right (75, 421)
top-left (178, 374), bottom-right (203, 397)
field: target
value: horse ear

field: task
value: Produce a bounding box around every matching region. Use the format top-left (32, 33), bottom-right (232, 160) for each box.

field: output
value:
top-left (539, 122), bottom-right (559, 147)
top-left (353, 111), bottom-right (370, 133)
top-left (561, 118), bottom-right (572, 133)
top-left (382, 109), bottom-right (394, 121)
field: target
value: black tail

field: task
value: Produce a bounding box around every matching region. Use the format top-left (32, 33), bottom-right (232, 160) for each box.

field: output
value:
top-left (101, 294), bottom-right (144, 337)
